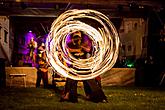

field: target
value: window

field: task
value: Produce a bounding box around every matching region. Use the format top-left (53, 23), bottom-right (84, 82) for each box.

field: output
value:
top-left (0, 26), bottom-right (1, 39)
top-left (128, 45), bottom-right (132, 51)
top-left (142, 36), bottom-right (147, 48)
top-left (122, 45), bottom-right (125, 51)
top-left (4, 30), bottom-right (8, 43)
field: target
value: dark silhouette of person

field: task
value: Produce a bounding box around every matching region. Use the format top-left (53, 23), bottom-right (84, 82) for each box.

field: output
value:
top-left (36, 43), bottom-right (48, 88)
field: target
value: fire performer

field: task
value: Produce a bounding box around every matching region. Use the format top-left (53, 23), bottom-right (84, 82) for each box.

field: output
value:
top-left (60, 31), bottom-right (107, 103)
top-left (28, 37), bottom-right (37, 64)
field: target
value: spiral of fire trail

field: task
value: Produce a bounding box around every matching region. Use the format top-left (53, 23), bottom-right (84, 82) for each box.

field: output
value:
top-left (45, 9), bottom-right (120, 80)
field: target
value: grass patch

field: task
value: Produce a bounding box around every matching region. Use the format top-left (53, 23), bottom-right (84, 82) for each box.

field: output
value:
top-left (0, 87), bottom-right (165, 110)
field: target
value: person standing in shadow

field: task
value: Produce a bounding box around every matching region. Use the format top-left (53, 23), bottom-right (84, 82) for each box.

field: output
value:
top-left (36, 43), bottom-right (49, 88)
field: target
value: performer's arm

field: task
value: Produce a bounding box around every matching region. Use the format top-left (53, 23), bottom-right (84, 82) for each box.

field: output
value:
top-left (81, 41), bottom-right (91, 52)
top-left (68, 47), bottom-right (82, 53)
top-left (81, 45), bottom-right (91, 52)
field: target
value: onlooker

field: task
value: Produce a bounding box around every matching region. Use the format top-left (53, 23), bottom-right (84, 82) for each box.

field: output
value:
top-left (36, 43), bottom-right (48, 88)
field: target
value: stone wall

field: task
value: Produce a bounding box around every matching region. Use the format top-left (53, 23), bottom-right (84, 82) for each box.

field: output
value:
top-left (5, 67), bottom-right (52, 87)
top-left (101, 68), bottom-right (135, 86)
top-left (5, 67), bottom-right (135, 87)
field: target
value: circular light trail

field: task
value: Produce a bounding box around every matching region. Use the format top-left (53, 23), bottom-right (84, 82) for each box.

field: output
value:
top-left (45, 9), bottom-right (120, 80)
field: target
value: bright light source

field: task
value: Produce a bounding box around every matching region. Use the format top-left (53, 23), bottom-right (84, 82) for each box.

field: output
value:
top-left (45, 9), bottom-right (120, 80)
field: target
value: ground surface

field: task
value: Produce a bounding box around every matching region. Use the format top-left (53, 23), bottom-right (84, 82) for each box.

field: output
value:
top-left (0, 86), bottom-right (165, 110)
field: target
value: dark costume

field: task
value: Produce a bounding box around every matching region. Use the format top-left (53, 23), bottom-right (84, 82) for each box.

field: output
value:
top-left (61, 32), bottom-right (107, 103)
top-left (36, 45), bottom-right (48, 88)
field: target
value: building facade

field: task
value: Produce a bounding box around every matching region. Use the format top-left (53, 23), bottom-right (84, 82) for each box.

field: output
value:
top-left (0, 16), bottom-right (9, 60)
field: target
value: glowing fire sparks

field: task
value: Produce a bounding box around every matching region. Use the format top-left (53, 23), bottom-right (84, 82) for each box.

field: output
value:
top-left (45, 9), bottom-right (120, 80)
